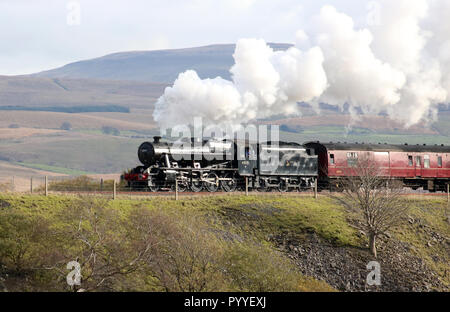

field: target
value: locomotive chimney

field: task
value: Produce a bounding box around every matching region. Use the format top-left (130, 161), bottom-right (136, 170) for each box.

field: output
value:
top-left (153, 136), bottom-right (161, 143)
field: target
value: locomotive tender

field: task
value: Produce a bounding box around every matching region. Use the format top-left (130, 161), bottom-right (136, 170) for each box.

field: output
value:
top-left (124, 138), bottom-right (450, 193)
top-left (124, 136), bottom-right (318, 192)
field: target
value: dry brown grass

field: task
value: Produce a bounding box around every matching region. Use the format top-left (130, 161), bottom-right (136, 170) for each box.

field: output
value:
top-left (0, 111), bottom-right (155, 131)
top-left (0, 161), bottom-right (123, 193)
top-left (0, 128), bottom-right (61, 140)
top-left (0, 161), bottom-right (66, 192)
top-left (86, 110), bottom-right (156, 126)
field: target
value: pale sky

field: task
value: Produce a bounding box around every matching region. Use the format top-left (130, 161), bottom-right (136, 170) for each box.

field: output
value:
top-left (0, 0), bottom-right (370, 75)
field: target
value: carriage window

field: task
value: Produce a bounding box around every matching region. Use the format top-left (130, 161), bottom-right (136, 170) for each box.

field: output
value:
top-left (438, 156), bottom-right (443, 168)
top-left (330, 154), bottom-right (335, 165)
top-left (347, 152), bottom-right (358, 167)
top-left (424, 155), bottom-right (430, 169)
top-left (408, 156), bottom-right (413, 166)
top-left (416, 156), bottom-right (421, 166)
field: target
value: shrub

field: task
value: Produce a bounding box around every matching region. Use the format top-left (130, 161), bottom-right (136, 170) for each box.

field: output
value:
top-left (41, 176), bottom-right (127, 192)
top-left (60, 122), bottom-right (72, 131)
top-left (0, 182), bottom-right (12, 193)
top-left (51, 197), bottom-right (157, 291)
top-left (222, 241), bottom-right (304, 292)
top-left (123, 208), bottom-right (228, 292)
top-left (0, 209), bottom-right (52, 273)
top-left (101, 126), bottom-right (120, 136)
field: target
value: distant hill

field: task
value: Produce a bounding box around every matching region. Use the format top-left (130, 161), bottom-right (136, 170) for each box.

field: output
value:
top-left (32, 44), bottom-right (293, 83)
top-left (0, 76), bottom-right (166, 110)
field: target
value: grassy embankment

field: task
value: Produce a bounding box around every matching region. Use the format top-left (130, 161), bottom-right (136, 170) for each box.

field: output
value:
top-left (0, 194), bottom-right (448, 291)
top-left (0, 194), bottom-right (339, 292)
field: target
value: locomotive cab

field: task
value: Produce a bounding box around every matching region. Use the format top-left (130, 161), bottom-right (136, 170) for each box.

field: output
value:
top-left (237, 143), bottom-right (257, 176)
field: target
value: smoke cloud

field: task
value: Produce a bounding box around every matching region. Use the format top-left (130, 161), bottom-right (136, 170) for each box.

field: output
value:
top-left (154, 0), bottom-right (450, 128)
top-left (153, 39), bottom-right (327, 128)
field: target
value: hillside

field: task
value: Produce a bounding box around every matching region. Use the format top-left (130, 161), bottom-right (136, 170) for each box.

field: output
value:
top-left (0, 129), bottom-right (151, 174)
top-left (0, 194), bottom-right (448, 292)
top-left (32, 44), bottom-right (293, 83)
top-left (0, 76), bottom-right (166, 110)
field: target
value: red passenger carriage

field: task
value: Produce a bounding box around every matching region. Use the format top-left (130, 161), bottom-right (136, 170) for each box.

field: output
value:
top-left (305, 142), bottom-right (450, 192)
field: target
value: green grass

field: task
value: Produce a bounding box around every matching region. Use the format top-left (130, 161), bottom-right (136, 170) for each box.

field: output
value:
top-left (0, 194), bottom-right (337, 292)
top-left (14, 162), bottom-right (94, 175)
top-left (1, 193), bottom-right (448, 291)
top-left (301, 126), bottom-right (373, 135)
top-left (95, 195), bottom-right (359, 247)
top-left (392, 198), bottom-right (450, 285)
top-left (206, 195), bottom-right (360, 246)
top-left (109, 195), bottom-right (449, 285)
top-left (0, 194), bottom-right (360, 247)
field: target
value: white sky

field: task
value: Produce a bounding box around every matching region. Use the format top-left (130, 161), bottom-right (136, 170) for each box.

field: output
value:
top-left (0, 0), bottom-right (371, 75)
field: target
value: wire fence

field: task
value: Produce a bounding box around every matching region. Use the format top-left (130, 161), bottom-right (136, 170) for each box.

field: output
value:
top-left (1, 175), bottom-right (449, 202)
top-left (1, 176), bottom-right (120, 198)
top-left (0, 175), bottom-right (324, 200)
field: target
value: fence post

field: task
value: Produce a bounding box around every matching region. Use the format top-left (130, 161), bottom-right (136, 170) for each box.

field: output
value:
top-left (175, 179), bottom-right (179, 201)
top-left (11, 176), bottom-right (16, 193)
top-left (447, 184), bottom-right (449, 204)
top-left (447, 184), bottom-right (450, 224)
top-left (314, 179), bottom-right (318, 199)
top-left (113, 180), bottom-right (117, 200)
top-left (30, 177), bottom-right (33, 194)
top-left (245, 177), bottom-right (249, 196)
top-left (45, 176), bottom-right (48, 196)
top-left (100, 178), bottom-right (104, 192)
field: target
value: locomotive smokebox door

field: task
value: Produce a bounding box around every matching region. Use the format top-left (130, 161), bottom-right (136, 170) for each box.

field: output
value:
top-left (238, 143), bottom-right (257, 176)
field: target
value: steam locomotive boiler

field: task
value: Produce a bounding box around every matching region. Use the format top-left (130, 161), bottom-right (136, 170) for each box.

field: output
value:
top-left (123, 136), bottom-right (319, 192)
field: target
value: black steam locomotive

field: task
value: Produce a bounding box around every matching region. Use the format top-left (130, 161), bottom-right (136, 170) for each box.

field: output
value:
top-left (123, 136), bottom-right (318, 192)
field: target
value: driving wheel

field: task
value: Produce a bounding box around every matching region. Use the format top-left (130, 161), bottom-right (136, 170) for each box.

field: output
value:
top-left (204, 173), bottom-right (219, 192)
top-left (221, 173), bottom-right (237, 192)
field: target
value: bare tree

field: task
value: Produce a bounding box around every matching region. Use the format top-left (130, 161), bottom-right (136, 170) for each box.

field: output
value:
top-left (332, 154), bottom-right (408, 258)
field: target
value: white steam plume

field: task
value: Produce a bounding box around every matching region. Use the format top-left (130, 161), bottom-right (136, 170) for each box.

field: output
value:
top-left (370, 0), bottom-right (447, 125)
top-left (153, 38), bottom-right (327, 128)
top-left (154, 0), bottom-right (450, 128)
top-left (306, 5), bottom-right (406, 117)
